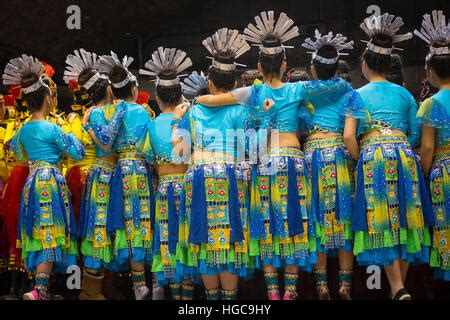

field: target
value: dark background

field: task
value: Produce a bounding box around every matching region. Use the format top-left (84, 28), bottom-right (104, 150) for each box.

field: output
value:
top-left (1, 0), bottom-right (450, 102)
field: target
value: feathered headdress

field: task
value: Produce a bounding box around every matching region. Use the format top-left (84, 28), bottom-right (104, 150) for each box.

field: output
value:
top-left (181, 71), bottom-right (208, 97)
top-left (302, 29), bottom-right (354, 64)
top-left (64, 49), bottom-right (109, 90)
top-left (414, 10), bottom-right (450, 62)
top-left (2, 54), bottom-right (48, 94)
top-left (243, 11), bottom-right (299, 55)
top-left (360, 13), bottom-right (413, 55)
top-left (95, 51), bottom-right (136, 88)
top-left (202, 28), bottom-right (250, 71)
top-left (139, 47), bottom-right (192, 87)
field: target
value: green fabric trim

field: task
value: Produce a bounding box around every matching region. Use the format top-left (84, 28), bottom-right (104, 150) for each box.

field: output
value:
top-left (80, 239), bottom-right (113, 263)
top-left (314, 222), bottom-right (353, 246)
top-left (21, 237), bottom-right (78, 260)
top-left (430, 249), bottom-right (450, 270)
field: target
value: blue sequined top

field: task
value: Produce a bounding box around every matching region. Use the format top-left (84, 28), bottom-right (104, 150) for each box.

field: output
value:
top-left (145, 113), bottom-right (178, 165)
top-left (112, 101), bottom-right (151, 154)
top-left (179, 103), bottom-right (253, 160)
top-left (89, 103), bottom-right (126, 157)
top-left (11, 120), bottom-right (85, 164)
top-left (357, 82), bottom-right (420, 147)
top-left (417, 89), bottom-right (450, 148)
top-left (298, 77), bottom-right (365, 135)
top-left (231, 77), bottom-right (353, 133)
top-left (232, 82), bottom-right (303, 132)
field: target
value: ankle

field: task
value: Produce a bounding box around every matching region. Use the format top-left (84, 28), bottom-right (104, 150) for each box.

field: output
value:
top-left (205, 288), bottom-right (221, 300)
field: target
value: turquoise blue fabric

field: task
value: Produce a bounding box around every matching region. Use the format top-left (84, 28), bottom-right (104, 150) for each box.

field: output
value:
top-left (356, 82), bottom-right (421, 147)
top-left (147, 113), bottom-right (184, 164)
top-left (89, 103), bottom-right (126, 157)
top-left (232, 83), bottom-right (304, 133)
top-left (298, 77), bottom-right (365, 135)
top-left (418, 89), bottom-right (450, 147)
top-left (12, 120), bottom-right (85, 164)
top-left (180, 103), bottom-right (252, 159)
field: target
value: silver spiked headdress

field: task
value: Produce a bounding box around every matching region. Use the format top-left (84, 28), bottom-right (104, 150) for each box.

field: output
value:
top-left (302, 30), bottom-right (354, 65)
top-left (414, 10), bottom-right (450, 62)
top-left (202, 28), bottom-right (251, 71)
top-left (243, 11), bottom-right (300, 55)
top-left (360, 13), bottom-right (413, 55)
top-left (2, 54), bottom-right (48, 94)
top-left (95, 51), bottom-right (136, 88)
top-left (139, 47), bottom-right (192, 87)
top-left (181, 71), bottom-right (208, 97)
top-left (63, 49), bottom-right (109, 90)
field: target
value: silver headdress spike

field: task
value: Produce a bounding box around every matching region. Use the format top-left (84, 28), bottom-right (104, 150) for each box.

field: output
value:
top-left (181, 71), bottom-right (208, 97)
top-left (202, 28), bottom-right (251, 71)
top-left (2, 54), bottom-right (48, 94)
top-left (64, 49), bottom-right (109, 90)
top-left (139, 47), bottom-right (192, 87)
top-left (95, 51), bottom-right (137, 88)
top-left (414, 10), bottom-right (450, 62)
top-left (302, 29), bottom-right (354, 65)
top-left (244, 11), bottom-right (300, 55)
top-left (360, 13), bottom-right (413, 55)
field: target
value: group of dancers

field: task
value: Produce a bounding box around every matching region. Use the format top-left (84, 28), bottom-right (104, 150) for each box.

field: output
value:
top-left (0, 9), bottom-right (449, 301)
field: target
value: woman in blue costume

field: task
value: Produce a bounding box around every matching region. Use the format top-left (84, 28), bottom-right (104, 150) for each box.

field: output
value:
top-left (348, 13), bottom-right (433, 300)
top-left (63, 49), bottom-right (127, 299)
top-left (3, 55), bottom-right (85, 300)
top-left (172, 29), bottom-right (262, 300)
top-left (138, 47), bottom-right (196, 300)
top-left (299, 30), bottom-right (364, 300)
top-left (415, 10), bottom-right (450, 282)
top-left (197, 12), bottom-right (347, 300)
top-left (172, 29), bottom-right (267, 300)
top-left (96, 52), bottom-right (153, 300)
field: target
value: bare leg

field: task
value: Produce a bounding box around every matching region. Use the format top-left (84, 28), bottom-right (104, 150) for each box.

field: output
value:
top-left (384, 259), bottom-right (405, 298)
top-left (263, 265), bottom-right (280, 299)
top-left (284, 265), bottom-right (299, 299)
top-left (399, 260), bottom-right (410, 284)
top-left (130, 260), bottom-right (149, 300)
top-left (219, 272), bottom-right (239, 300)
top-left (338, 250), bottom-right (354, 300)
top-left (202, 274), bottom-right (221, 300)
top-left (314, 253), bottom-right (330, 300)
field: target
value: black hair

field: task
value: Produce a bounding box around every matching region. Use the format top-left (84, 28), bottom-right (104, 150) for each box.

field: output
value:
top-left (386, 54), bottom-right (404, 86)
top-left (337, 60), bottom-right (352, 83)
top-left (361, 33), bottom-right (393, 74)
top-left (109, 66), bottom-right (136, 99)
top-left (241, 69), bottom-right (262, 86)
top-left (156, 69), bottom-right (182, 105)
top-left (208, 67), bottom-right (235, 91)
top-left (259, 36), bottom-right (285, 77)
top-left (20, 74), bottom-right (50, 112)
top-left (287, 68), bottom-right (310, 82)
top-left (427, 39), bottom-right (450, 79)
top-left (312, 45), bottom-right (339, 80)
top-left (208, 52), bottom-right (236, 91)
top-left (78, 68), bottom-right (110, 105)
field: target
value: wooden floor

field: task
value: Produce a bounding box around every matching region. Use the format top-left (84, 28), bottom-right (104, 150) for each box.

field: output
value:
top-left (1, 258), bottom-right (449, 300)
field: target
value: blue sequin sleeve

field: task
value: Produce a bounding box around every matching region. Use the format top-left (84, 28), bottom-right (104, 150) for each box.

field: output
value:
top-left (138, 122), bottom-right (155, 164)
top-left (89, 102), bottom-right (126, 146)
top-left (10, 128), bottom-right (27, 162)
top-left (53, 124), bottom-right (85, 161)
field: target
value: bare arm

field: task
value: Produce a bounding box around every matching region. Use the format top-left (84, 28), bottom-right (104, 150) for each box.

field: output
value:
top-left (343, 117), bottom-right (359, 160)
top-left (420, 125), bottom-right (435, 177)
top-left (196, 92), bottom-right (237, 107)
